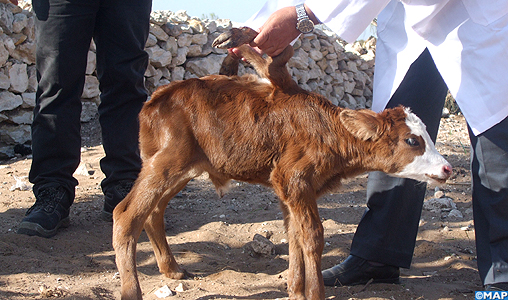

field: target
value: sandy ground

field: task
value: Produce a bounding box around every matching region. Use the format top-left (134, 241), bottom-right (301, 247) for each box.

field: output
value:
top-left (0, 113), bottom-right (479, 300)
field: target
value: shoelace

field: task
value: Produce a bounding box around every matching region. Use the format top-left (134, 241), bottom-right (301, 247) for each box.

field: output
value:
top-left (26, 187), bottom-right (63, 215)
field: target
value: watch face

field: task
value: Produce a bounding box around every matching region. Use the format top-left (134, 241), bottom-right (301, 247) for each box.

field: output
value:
top-left (297, 19), bottom-right (314, 33)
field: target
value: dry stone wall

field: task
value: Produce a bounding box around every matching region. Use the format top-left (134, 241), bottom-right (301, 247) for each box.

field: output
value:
top-left (0, 3), bottom-right (376, 159)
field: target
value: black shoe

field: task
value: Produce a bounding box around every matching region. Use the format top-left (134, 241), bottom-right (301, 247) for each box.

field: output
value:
top-left (17, 186), bottom-right (72, 238)
top-left (322, 255), bottom-right (400, 287)
top-left (101, 180), bottom-right (134, 221)
top-left (485, 282), bottom-right (508, 291)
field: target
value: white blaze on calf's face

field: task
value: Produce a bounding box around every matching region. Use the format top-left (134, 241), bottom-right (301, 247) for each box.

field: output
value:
top-left (393, 108), bottom-right (452, 184)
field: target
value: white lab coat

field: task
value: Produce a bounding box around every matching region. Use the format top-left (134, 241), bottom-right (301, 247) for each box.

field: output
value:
top-left (246, 0), bottom-right (508, 135)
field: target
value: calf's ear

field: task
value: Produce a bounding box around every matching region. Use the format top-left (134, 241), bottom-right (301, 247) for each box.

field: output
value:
top-left (339, 109), bottom-right (383, 141)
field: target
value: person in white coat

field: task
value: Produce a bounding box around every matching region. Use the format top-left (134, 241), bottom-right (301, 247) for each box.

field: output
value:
top-left (241, 0), bottom-right (508, 290)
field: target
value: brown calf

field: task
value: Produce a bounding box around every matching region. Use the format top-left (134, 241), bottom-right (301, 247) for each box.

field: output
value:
top-left (112, 27), bottom-right (452, 300)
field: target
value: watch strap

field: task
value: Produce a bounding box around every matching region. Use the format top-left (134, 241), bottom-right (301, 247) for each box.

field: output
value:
top-left (296, 4), bottom-right (308, 22)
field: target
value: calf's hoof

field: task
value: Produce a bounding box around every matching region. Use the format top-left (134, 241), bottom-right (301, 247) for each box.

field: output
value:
top-left (212, 27), bottom-right (258, 49)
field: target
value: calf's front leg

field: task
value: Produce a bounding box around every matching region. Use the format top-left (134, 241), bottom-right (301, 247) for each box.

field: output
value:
top-left (273, 173), bottom-right (325, 300)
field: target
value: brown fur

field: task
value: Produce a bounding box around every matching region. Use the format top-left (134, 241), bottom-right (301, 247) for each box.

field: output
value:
top-left (113, 29), bottom-right (445, 300)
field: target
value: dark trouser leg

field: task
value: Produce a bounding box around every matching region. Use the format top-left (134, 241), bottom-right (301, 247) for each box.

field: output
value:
top-left (93, 0), bottom-right (151, 191)
top-left (469, 118), bottom-right (508, 285)
top-left (350, 48), bottom-right (448, 268)
top-left (29, 0), bottom-right (98, 198)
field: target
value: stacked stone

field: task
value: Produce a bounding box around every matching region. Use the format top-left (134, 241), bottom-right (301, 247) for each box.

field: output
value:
top-left (145, 10), bottom-right (375, 107)
top-left (144, 10), bottom-right (234, 93)
top-left (0, 6), bottom-right (376, 159)
top-left (290, 30), bottom-right (375, 108)
top-left (0, 0), bottom-right (36, 159)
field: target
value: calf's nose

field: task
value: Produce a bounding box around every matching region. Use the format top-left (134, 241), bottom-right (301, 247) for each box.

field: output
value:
top-left (443, 164), bottom-right (453, 178)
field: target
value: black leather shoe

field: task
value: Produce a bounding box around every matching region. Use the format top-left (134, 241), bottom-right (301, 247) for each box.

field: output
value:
top-left (485, 282), bottom-right (508, 291)
top-left (322, 255), bottom-right (400, 286)
top-left (101, 180), bottom-right (134, 221)
top-left (17, 186), bottom-right (72, 238)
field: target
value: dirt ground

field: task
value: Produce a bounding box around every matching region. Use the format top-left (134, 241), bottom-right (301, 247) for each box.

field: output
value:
top-left (0, 113), bottom-right (479, 300)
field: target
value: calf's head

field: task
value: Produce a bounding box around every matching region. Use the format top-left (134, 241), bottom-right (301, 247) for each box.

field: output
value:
top-left (340, 106), bottom-right (452, 184)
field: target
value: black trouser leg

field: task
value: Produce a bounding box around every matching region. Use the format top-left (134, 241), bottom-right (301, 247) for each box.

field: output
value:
top-left (29, 0), bottom-right (99, 198)
top-left (94, 0), bottom-right (151, 191)
top-left (350, 49), bottom-right (448, 268)
top-left (469, 117), bottom-right (508, 285)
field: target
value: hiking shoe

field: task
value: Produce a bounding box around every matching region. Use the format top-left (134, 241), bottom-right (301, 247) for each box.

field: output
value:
top-left (101, 180), bottom-right (134, 221)
top-left (322, 255), bottom-right (400, 287)
top-left (17, 186), bottom-right (72, 238)
top-left (485, 282), bottom-right (508, 291)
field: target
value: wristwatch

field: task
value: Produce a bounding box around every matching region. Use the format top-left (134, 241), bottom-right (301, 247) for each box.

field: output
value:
top-left (296, 4), bottom-right (314, 34)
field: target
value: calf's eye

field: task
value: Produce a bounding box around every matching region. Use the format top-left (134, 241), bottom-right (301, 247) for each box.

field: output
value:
top-left (405, 138), bottom-right (419, 147)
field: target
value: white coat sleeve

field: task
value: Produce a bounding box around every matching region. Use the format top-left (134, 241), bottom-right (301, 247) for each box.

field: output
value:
top-left (306, 0), bottom-right (391, 43)
top-left (244, 0), bottom-right (392, 44)
top-left (461, 0), bottom-right (508, 26)
top-left (242, 0), bottom-right (304, 29)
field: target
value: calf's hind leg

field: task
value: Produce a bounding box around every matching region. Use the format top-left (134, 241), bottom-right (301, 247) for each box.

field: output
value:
top-left (143, 179), bottom-right (191, 279)
top-left (112, 187), bottom-right (145, 300)
top-left (113, 151), bottom-right (198, 299)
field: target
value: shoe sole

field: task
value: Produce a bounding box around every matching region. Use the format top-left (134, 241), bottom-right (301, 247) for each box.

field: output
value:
top-left (17, 217), bottom-right (70, 238)
top-left (368, 277), bottom-right (400, 285)
top-left (324, 276), bottom-right (400, 287)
